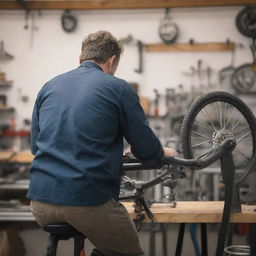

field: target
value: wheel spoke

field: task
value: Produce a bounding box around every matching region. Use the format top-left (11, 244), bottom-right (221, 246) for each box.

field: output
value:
top-left (233, 126), bottom-right (250, 136)
top-left (191, 130), bottom-right (212, 140)
top-left (219, 101), bottom-right (224, 129)
top-left (192, 139), bottom-right (212, 148)
top-left (194, 120), bottom-right (213, 132)
top-left (222, 102), bottom-right (227, 129)
top-left (224, 105), bottom-right (235, 130)
top-left (231, 117), bottom-right (243, 132)
top-left (236, 131), bottom-right (252, 143)
top-left (216, 101), bottom-right (224, 129)
top-left (213, 102), bottom-right (221, 125)
top-left (197, 148), bottom-right (215, 159)
top-left (201, 108), bottom-right (217, 132)
top-left (233, 149), bottom-right (251, 163)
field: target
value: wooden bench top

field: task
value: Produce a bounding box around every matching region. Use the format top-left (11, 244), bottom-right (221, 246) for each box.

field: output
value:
top-left (0, 151), bottom-right (33, 163)
top-left (0, 152), bottom-right (255, 224)
top-left (124, 201), bottom-right (256, 223)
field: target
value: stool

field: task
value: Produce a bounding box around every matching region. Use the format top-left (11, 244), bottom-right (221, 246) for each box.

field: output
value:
top-left (43, 223), bottom-right (86, 256)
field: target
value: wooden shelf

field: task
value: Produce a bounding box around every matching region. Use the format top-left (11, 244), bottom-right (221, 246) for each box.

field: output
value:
top-left (2, 130), bottom-right (30, 137)
top-left (0, 106), bottom-right (15, 111)
top-left (0, 151), bottom-right (33, 163)
top-left (0, 0), bottom-right (255, 10)
top-left (0, 53), bottom-right (14, 60)
top-left (0, 81), bottom-right (12, 88)
top-left (145, 42), bottom-right (236, 52)
top-left (0, 181), bottom-right (29, 190)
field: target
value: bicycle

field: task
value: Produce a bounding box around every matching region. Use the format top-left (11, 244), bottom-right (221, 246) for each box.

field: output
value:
top-left (120, 91), bottom-right (256, 256)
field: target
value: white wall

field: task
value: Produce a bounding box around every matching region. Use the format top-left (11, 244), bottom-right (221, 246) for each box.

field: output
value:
top-left (0, 7), bottom-right (252, 128)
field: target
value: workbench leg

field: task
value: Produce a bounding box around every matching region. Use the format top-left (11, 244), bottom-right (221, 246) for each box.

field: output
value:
top-left (175, 223), bottom-right (185, 256)
top-left (161, 223), bottom-right (168, 256)
top-left (201, 223), bottom-right (208, 256)
top-left (226, 223), bottom-right (234, 247)
top-left (149, 224), bottom-right (155, 256)
top-left (249, 223), bottom-right (256, 256)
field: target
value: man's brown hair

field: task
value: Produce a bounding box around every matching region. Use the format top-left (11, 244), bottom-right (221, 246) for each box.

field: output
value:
top-left (81, 31), bottom-right (123, 64)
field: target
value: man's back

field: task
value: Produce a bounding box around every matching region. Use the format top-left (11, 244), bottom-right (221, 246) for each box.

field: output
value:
top-left (28, 31), bottom-right (173, 256)
top-left (27, 61), bottom-right (131, 206)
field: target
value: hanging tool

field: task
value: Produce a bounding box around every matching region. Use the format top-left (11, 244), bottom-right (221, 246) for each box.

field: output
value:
top-left (120, 35), bottom-right (144, 74)
top-left (24, 10), bottom-right (30, 29)
top-left (206, 66), bottom-right (212, 88)
top-left (158, 8), bottom-right (179, 44)
top-left (134, 40), bottom-right (144, 74)
top-left (153, 89), bottom-right (160, 117)
top-left (197, 59), bottom-right (203, 89)
top-left (61, 10), bottom-right (77, 33)
top-left (15, 0), bottom-right (30, 30)
top-left (30, 11), bottom-right (38, 47)
top-left (0, 41), bottom-right (14, 60)
top-left (219, 45), bottom-right (236, 82)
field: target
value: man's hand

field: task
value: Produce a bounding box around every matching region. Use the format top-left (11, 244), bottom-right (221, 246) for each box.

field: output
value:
top-left (124, 147), bottom-right (132, 156)
top-left (124, 146), bottom-right (178, 157)
top-left (163, 147), bottom-right (178, 156)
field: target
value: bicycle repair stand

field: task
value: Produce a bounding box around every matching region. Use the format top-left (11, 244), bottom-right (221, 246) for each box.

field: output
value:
top-left (216, 141), bottom-right (256, 256)
top-left (174, 141), bottom-right (239, 256)
top-left (216, 141), bottom-right (241, 256)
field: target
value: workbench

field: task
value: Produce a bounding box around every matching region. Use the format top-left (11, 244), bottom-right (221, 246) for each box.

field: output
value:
top-left (0, 150), bottom-right (34, 164)
top-left (0, 152), bottom-right (255, 254)
top-left (0, 201), bottom-right (255, 223)
top-left (0, 201), bottom-right (255, 255)
top-left (126, 201), bottom-right (256, 223)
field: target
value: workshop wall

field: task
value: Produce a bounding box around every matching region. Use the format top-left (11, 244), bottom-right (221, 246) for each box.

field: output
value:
top-left (0, 7), bottom-right (252, 128)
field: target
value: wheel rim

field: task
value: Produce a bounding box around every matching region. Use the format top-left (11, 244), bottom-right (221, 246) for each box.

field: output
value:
top-left (188, 100), bottom-right (254, 182)
top-left (232, 65), bottom-right (256, 94)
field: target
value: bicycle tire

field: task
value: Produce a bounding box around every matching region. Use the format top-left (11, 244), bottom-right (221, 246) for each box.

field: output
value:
top-left (231, 63), bottom-right (256, 94)
top-left (236, 6), bottom-right (256, 38)
top-left (180, 91), bottom-right (256, 184)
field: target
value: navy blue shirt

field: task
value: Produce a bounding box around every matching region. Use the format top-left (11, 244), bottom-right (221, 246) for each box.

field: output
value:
top-left (27, 61), bottom-right (164, 206)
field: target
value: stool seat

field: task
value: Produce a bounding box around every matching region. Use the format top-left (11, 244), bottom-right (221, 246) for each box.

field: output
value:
top-left (43, 223), bottom-right (83, 240)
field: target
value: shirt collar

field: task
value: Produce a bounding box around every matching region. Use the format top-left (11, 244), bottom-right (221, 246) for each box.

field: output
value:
top-left (79, 60), bottom-right (103, 71)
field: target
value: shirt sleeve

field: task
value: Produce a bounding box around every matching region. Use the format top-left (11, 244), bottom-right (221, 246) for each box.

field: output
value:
top-left (31, 98), bottom-right (40, 155)
top-left (119, 83), bottom-right (164, 166)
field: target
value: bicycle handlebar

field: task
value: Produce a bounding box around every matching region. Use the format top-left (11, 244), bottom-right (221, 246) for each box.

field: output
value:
top-left (122, 139), bottom-right (236, 171)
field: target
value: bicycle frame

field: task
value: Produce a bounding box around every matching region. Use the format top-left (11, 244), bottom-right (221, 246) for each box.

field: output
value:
top-left (120, 138), bottom-right (240, 256)
top-left (122, 138), bottom-right (236, 179)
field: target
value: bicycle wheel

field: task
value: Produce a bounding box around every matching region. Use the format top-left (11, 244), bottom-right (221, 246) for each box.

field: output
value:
top-left (231, 64), bottom-right (256, 94)
top-left (180, 91), bottom-right (256, 183)
top-left (236, 6), bottom-right (256, 38)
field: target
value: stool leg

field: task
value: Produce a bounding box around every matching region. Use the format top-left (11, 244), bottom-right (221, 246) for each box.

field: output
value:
top-left (249, 223), bottom-right (256, 256)
top-left (175, 223), bottom-right (185, 256)
top-left (149, 224), bottom-right (155, 256)
top-left (161, 223), bottom-right (168, 256)
top-left (74, 235), bottom-right (85, 256)
top-left (46, 234), bottom-right (59, 256)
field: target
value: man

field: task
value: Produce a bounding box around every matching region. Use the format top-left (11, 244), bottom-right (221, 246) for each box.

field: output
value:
top-left (27, 31), bottom-right (177, 256)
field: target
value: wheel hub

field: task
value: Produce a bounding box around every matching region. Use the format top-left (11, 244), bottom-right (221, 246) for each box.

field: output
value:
top-left (212, 129), bottom-right (235, 147)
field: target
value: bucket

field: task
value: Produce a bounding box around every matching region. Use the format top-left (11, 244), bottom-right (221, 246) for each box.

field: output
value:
top-left (224, 245), bottom-right (250, 255)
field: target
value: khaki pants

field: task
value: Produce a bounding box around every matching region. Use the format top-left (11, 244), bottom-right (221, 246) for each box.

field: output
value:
top-left (30, 199), bottom-right (144, 256)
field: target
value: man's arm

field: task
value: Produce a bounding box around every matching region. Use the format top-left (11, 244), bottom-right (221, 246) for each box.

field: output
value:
top-left (120, 83), bottom-right (164, 166)
top-left (31, 99), bottom-right (40, 155)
